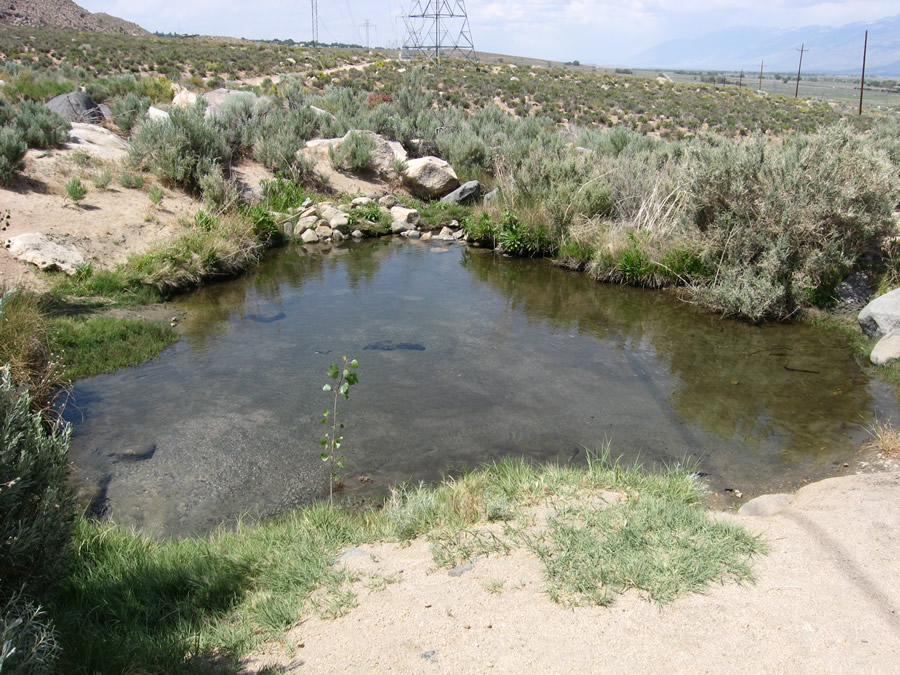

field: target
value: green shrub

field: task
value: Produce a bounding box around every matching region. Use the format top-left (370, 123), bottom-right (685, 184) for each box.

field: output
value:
top-left (109, 92), bottom-right (150, 134)
top-left (328, 131), bottom-right (376, 172)
top-left (261, 177), bottom-right (308, 213)
top-left (64, 176), bottom-right (87, 203)
top-left (13, 101), bottom-right (70, 148)
top-left (0, 367), bottom-right (76, 601)
top-left (119, 170), bottom-right (144, 189)
top-left (0, 590), bottom-right (61, 674)
top-left (91, 168), bottom-right (111, 189)
top-left (0, 126), bottom-right (27, 185)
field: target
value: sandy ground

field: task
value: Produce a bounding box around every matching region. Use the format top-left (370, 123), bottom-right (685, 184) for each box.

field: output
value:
top-left (242, 470), bottom-right (900, 674)
top-left (1, 144), bottom-right (200, 291)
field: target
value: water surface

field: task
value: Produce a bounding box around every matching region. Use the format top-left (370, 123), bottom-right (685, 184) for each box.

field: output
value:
top-left (65, 239), bottom-right (899, 537)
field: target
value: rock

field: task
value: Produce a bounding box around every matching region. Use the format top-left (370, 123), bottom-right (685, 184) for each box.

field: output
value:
top-left (301, 197), bottom-right (312, 208)
top-left (5, 233), bottom-right (84, 274)
top-left (452, 229), bottom-right (465, 240)
top-left (351, 196), bottom-right (374, 206)
top-left (859, 288), bottom-right (900, 338)
top-left (146, 106), bottom-right (169, 121)
top-left (300, 229), bottom-right (320, 244)
top-left (738, 494), bottom-right (794, 517)
top-left (312, 130), bottom-right (407, 179)
top-left (202, 88), bottom-right (257, 118)
top-left (309, 105), bottom-right (337, 121)
top-left (46, 91), bottom-right (103, 123)
top-left (390, 206), bottom-right (421, 226)
top-left (315, 224), bottom-right (334, 238)
top-left (333, 546), bottom-right (368, 565)
top-left (421, 232), bottom-right (433, 241)
top-left (65, 123), bottom-right (128, 159)
top-left (871, 331), bottom-right (900, 365)
top-left (351, 230), bottom-right (364, 238)
top-left (483, 188), bottom-right (499, 204)
top-left (448, 561), bottom-right (474, 577)
top-left (298, 206), bottom-right (317, 219)
top-left (318, 205), bottom-right (343, 222)
top-left (294, 215), bottom-right (318, 234)
top-left (378, 195), bottom-right (397, 209)
top-left (439, 226), bottom-right (454, 238)
top-left (332, 230), bottom-right (345, 242)
top-left (834, 271), bottom-right (872, 313)
top-left (401, 157), bottom-right (459, 199)
top-left (172, 88), bottom-right (198, 107)
top-left (441, 180), bottom-right (482, 205)
top-left (406, 230), bottom-right (421, 239)
top-left (391, 220), bottom-right (410, 234)
top-left (328, 214), bottom-right (350, 231)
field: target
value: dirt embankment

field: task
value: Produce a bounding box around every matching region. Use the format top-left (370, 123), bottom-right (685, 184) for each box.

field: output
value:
top-left (242, 471), bottom-right (900, 673)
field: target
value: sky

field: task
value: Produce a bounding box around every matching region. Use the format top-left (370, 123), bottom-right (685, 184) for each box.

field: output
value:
top-left (78, 1), bottom-right (898, 65)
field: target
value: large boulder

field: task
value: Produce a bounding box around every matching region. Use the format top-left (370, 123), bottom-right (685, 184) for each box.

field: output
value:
top-left (65, 123), bottom-right (129, 160)
top-left (870, 332), bottom-right (900, 366)
top-left (172, 88), bottom-right (198, 108)
top-left (5, 233), bottom-right (84, 275)
top-left (441, 180), bottom-right (482, 205)
top-left (859, 288), bottom-right (900, 338)
top-left (401, 157), bottom-right (459, 199)
top-left (317, 130), bottom-right (407, 179)
top-left (46, 91), bottom-right (103, 123)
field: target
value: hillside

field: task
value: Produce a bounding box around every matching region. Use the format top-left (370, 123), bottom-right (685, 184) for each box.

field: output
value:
top-left (0, 0), bottom-right (148, 35)
top-left (633, 14), bottom-right (900, 75)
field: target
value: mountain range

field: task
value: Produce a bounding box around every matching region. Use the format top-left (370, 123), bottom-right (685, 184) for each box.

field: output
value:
top-left (633, 14), bottom-right (900, 76)
top-left (0, 0), bottom-right (148, 35)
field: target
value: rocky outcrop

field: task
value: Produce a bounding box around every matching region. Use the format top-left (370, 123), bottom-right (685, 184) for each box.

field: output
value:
top-left (859, 288), bottom-right (900, 338)
top-left (5, 232), bottom-right (84, 275)
top-left (65, 123), bottom-right (128, 159)
top-left (305, 131), bottom-right (407, 180)
top-left (401, 157), bottom-right (459, 199)
top-left (0, 0), bottom-right (150, 35)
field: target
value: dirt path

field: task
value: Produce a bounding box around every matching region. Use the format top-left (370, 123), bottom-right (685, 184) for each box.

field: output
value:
top-left (242, 471), bottom-right (900, 673)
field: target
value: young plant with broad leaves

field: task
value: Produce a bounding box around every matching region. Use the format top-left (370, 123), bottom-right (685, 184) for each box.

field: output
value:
top-left (320, 356), bottom-right (359, 501)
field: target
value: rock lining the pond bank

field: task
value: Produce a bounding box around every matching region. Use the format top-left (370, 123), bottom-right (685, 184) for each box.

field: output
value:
top-left (738, 493), bottom-right (794, 517)
top-left (5, 232), bottom-right (85, 274)
top-left (858, 288), bottom-right (900, 338)
top-left (870, 331), bottom-right (900, 366)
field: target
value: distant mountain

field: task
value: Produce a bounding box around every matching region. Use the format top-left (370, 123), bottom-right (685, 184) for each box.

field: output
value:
top-left (633, 14), bottom-right (900, 75)
top-left (0, 0), bottom-right (149, 35)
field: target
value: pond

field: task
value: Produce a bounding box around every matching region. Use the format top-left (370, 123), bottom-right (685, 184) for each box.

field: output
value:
top-left (64, 238), bottom-right (900, 537)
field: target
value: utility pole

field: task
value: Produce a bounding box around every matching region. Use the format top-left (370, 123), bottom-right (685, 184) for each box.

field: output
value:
top-left (310, 0), bottom-right (318, 47)
top-left (794, 43), bottom-right (808, 98)
top-left (859, 30), bottom-right (868, 115)
top-left (758, 60), bottom-right (764, 91)
top-left (362, 19), bottom-right (375, 49)
top-left (738, 69), bottom-right (744, 88)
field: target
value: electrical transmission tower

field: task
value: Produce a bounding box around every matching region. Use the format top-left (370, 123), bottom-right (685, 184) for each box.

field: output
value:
top-left (403, 1), bottom-right (476, 63)
top-left (311, 0), bottom-right (319, 47)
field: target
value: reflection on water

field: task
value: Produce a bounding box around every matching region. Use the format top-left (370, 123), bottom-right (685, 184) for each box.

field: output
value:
top-left (64, 239), bottom-right (899, 537)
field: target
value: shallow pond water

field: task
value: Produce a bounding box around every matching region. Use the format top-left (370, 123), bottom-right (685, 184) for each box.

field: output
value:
top-left (65, 238), bottom-right (899, 537)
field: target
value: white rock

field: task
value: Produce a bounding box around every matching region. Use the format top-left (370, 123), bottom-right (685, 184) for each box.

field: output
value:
top-left (64, 123), bottom-right (128, 159)
top-left (146, 106), bottom-right (169, 120)
top-left (401, 156), bottom-right (460, 199)
top-left (871, 331), bottom-right (900, 365)
top-left (859, 288), bottom-right (900, 338)
top-left (351, 196), bottom-right (374, 206)
top-left (5, 233), bottom-right (84, 274)
top-left (172, 89), bottom-right (198, 107)
top-left (390, 206), bottom-right (420, 226)
top-left (315, 224), bottom-right (334, 237)
top-left (391, 221), bottom-right (410, 234)
top-left (439, 226), bottom-right (454, 238)
top-left (301, 229), bottom-right (320, 243)
top-left (378, 195), bottom-right (397, 209)
top-left (351, 230), bottom-right (364, 238)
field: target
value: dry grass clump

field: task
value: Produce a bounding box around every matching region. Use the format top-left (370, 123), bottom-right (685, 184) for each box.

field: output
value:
top-left (864, 421), bottom-right (900, 459)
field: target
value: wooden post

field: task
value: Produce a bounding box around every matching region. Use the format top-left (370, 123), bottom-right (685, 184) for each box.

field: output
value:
top-left (758, 60), bottom-right (764, 91)
top-left (859, 30), bottom-right (868, 115)
top-left (794, 43), bottom-right (808, 98)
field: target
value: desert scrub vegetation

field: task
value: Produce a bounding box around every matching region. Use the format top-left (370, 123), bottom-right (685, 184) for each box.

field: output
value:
top-left (0, 367), bottom-right (76, 673)
top-left (41, 453), bottom-right (762, 672)
top-left (0, 94), bottom-right (70, 183)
